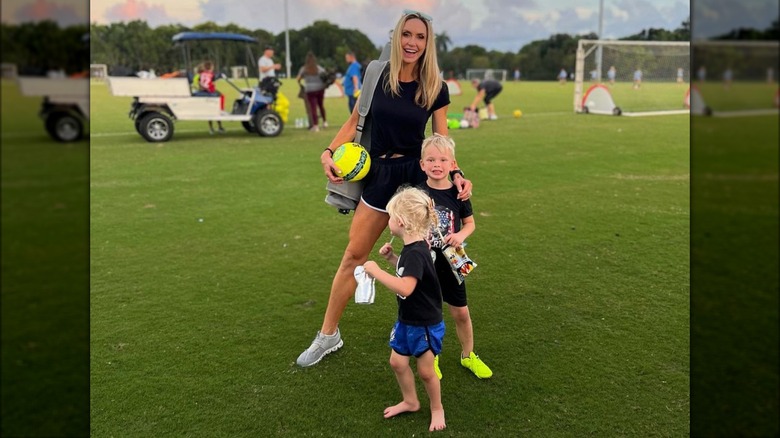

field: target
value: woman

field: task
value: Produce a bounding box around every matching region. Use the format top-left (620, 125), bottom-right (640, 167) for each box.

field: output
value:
top-left (297, 10), bottom-right (473, 367)
top-left (296, 51), bottom-right (328, 132)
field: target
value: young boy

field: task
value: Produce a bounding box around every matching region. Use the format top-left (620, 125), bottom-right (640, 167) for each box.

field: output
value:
top-left (363, 186), bottom-right (446, 432)
top-left (419, 133), bottom-right (493, 379)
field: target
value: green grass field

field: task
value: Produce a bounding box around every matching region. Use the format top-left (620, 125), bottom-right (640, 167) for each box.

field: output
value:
top-left (82, 78), bottom-right (691, 436)
top-left (1, 81), bottom-right (90, 437)
top-left (84, 79), bottom-right (691, 436)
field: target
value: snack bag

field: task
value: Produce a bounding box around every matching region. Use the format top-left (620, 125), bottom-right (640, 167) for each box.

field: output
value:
top-left (441, 244), bottom-right (477, 285)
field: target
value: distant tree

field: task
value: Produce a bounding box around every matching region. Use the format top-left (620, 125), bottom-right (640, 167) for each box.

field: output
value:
top-left (675, 17), bottom-right (691, 41)
top-left (435, 31), bottom-right (452, 54)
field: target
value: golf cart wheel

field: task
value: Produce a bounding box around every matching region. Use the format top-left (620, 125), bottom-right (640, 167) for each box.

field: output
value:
top-left (241, 121), bottom-right (255, 133)
top-left (45, 112), bottom-right (83, 142)
top-left (138, 112), bottom-right (174, 142)
top-left (253, 109), bottom-right (283, 137)
top-left (612, 107), bottom-right (622, 116)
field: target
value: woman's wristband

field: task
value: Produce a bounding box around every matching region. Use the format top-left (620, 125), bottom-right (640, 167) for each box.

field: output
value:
top-left (324, 147), bottom-right (334, 157)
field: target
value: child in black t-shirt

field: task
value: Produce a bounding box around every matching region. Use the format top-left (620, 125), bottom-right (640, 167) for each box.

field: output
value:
top-left (363, 186), bottom-right (446, 432)
top-left (419, 133), bottom-right (493, 380)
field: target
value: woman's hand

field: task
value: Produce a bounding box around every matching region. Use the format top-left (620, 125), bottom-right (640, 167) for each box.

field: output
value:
top-left (453, 174), bottom-right (473, 201)
top-left (321, 149), bottom-right (344, 184)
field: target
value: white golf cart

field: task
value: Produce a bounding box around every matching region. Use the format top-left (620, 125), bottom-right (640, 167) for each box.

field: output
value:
top-left (107, 32), bottom-right (284, 142)
top-left (16, 77), bottom-right (89, 142)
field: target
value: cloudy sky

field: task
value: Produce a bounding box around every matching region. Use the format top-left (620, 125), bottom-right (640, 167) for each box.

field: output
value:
top-left (2, 0), bottom-right (776, 51)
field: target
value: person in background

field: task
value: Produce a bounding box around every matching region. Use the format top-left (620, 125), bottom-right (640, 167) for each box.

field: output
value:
top-left (258, 45), bottom-right (281, 81)
top-left (296, 51), bottom-right (328, 132)
top-left (632, 68), bottom-right (642, 89)
top-left (195, 61), bottom-right (225, 134)
top-left (468, 78), bottom-right (502, 120)
top-left (343, 51), bottom-right (363, 114)
top-left (607, 66), bottom-right (616, 85)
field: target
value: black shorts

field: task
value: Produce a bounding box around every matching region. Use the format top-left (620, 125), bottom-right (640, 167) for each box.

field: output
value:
top-left (483, 86), bottom-right (503, 104)
top-left (433, 248), bottom-right (468, 307)
top-left (361, 155), bottom-right (427, 212)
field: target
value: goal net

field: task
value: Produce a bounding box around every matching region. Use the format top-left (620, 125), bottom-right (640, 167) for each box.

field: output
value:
top-left (574, 40), bottom-right (690, 115)
top-left (230, 65), bottom-right (248, 79)
top-left (90, 64), bottom-right (108, 83)
top-left (466, 69), bottom-right (507, 82)
top-left (1, 63), bottom-right (18, 79)
top-left (692, 40), bottom-right (779, 115)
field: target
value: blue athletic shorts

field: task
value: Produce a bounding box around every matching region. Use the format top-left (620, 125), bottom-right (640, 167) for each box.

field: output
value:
top-left (389, 321), bottom-right (445, 357)
top-left (361, 155), bottom-right (427, 212)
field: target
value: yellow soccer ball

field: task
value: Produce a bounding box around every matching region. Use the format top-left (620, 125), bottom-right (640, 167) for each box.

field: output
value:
top-left (513, 109), bottom-right (523, 118)
top-left (333, 142), bottom-right (371, 181)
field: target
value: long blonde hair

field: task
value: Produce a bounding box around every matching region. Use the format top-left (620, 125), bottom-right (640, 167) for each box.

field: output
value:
top-left (386, 186), bottom-right (438, 240)
top-left (385, 12), bottom-right (442, 110)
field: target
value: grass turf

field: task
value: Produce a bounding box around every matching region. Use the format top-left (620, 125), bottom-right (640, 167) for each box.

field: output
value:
top-left (82, 78), bottom-right (692, 436)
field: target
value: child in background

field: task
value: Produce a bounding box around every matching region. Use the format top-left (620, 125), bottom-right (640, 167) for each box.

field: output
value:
top-left (197, 61), bottom-right (225, 134)
top-left (363, 186), bottom-right (446, 432)
top-left (419, 133), bottom-right (492, 379)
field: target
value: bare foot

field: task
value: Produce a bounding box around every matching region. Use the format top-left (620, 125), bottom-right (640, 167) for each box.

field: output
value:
top-left (429, 408), bottom-right (446, 431)
top-left (383, 400), bottom-right (420, 419)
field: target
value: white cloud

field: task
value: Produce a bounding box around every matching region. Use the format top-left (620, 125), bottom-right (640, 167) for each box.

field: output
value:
top-left (574, 7), bottom-right (594, 20)
top-left (611, 6), bottom-right (630, 22)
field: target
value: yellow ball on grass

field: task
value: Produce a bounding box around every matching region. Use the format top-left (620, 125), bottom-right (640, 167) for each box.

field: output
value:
top-left (513, 109), bottom-right (523, 118)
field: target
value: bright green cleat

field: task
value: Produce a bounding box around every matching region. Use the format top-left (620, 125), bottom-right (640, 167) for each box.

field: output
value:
top-left (461, 352), bottom-right (493, 379)
top-left (433, 354), bottom-right (442, 380)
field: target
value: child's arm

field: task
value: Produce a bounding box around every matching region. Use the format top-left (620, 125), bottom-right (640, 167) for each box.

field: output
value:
top-left (444, 215), bottom-right (475, 248)
top-left (378, 242), bottom-right (398, 265)
top-left (363, 261), bottom-right (417, 298)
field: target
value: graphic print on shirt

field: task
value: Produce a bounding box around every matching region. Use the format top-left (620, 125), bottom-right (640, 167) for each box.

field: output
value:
top-left (431, 206), bottom-right (455, 249)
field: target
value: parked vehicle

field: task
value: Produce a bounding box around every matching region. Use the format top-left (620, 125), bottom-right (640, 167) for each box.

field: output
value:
top-left (107, 32), bottom-right (284, 142)
top-left (17, 77), bottom-right (89, 142)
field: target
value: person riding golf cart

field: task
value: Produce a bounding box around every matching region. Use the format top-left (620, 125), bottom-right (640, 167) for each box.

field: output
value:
top-left (107, 31), bottom-right (286, 142)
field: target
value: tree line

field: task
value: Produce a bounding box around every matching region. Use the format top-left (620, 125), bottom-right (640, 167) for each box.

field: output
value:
top-left (0, 16), bottom-right (706, 80)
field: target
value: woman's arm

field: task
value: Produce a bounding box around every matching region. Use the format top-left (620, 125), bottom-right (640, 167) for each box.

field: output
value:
top-left (320, 106), bottom-right (360, 183)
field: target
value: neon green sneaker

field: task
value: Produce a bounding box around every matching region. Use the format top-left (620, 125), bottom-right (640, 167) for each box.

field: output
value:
top-left (433, 354), bottom-right (442, 380)
top-left (461, 352), bottom-right (493, 379)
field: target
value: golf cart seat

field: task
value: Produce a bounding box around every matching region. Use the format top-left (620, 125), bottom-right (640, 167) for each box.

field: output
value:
top-left (259, 77), bottom-right (282, 98)
top-left (108, 77), bottom-right (192, 97)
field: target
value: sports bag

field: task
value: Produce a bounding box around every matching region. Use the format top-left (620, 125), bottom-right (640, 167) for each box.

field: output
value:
top-left (324, 59), bottom-right (387, 214)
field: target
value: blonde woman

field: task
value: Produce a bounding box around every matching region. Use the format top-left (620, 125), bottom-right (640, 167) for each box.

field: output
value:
top-left (298, 9), bottom-right (473, 367)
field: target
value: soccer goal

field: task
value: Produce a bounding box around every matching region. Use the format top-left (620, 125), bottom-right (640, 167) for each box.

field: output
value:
top-left (692, 40), bottom-right (779, 117)
top-left (574, 40), bottom-right (690, 116)
top-left (1, 63), bottom-right (18, 79)
top-left (90, 64), bottom-right (108, 83)
top-left (230, 65), bottom-right (248, 79)
top-left (466, 69), bottom-right (507, 82)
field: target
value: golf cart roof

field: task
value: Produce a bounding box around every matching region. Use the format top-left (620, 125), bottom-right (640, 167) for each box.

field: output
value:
top-left (172, 32), bottom-right (258, 44)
